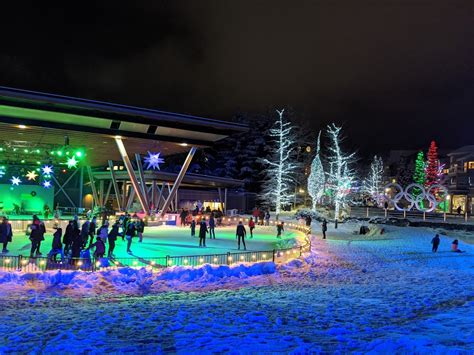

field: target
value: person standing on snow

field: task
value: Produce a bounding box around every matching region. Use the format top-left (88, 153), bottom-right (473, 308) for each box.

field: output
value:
top-left (199, 219), bottom-right (208, 247)
top-left (321, 219), bottom-right (327, 239)
top-left (236, 221), bottom-right (247, 250)
top-left (431, 234), bottom-right (440, 252)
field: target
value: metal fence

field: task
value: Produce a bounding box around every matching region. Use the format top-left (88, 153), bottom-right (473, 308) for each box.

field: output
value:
top-left (0, 220), bottom-right (312, 272)
top-left (349, 206), bottom-right (474, 223)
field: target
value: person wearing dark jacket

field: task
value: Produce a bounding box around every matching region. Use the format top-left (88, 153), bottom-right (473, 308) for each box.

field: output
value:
top-left (431, 234), bottom-right (440, 252)
top-left (236, 221), bottom-right (247, 250)
top-left (276, 221), bottom-right (285, 239)
top-left (108, 221), bottom-right (119, 258)
top-left (63, 220), bottom-right (75, 256)
top-left (48, 227), bottom-right (64, 262)
top-left (29, 215), bottom-right (46, 257)
top-left (199, 220), bottom-right (208, 247)
top-left (190, 219), bottom-right (196, 237)
top-left (70, 230), bottom-right (83, 263)
top-left (136, 218), bottom-right (145, 242)
top-left (89, 217), bottom-right (97, 246)
top-left (208, 214), bottom-right (216, 239)
top-left (89, 236), bottom-right (106, 259)
top-left (125, 221), bottom-right (136, 254)
top-left (322, 219), bottom-right (327, 239)
top-left (81, 220), bottom-right (90, 249)
top-left (0, 216), bottom-right (13, 253)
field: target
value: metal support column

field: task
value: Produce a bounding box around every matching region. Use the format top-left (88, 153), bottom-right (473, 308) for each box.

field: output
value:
top-left (224, 188), bottom-right (228, 215)
top-left (115, 137), bottom-right (149, 215)
top-left (135, 153), bottom-right (150, 210)
top-left (86, 166), bottom-right (100, 207)
top-left (108, 160), bottom-right (122, 211)
top-left (99, 180), bottom-right (105, 207)
top-left (160, 147), bottom-right (197, 216)
top-left (79, 166), bottom-right (84, 208)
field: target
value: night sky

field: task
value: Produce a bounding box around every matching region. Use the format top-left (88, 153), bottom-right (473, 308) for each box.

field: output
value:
top-left (1, 1), bottom-right (473, 156)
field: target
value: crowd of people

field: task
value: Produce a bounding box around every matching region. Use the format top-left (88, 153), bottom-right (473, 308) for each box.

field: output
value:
top-left (0, 213), bottom-right (146, 262)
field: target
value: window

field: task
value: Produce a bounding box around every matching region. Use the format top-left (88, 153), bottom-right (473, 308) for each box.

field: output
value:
top-left (469, 162), bottom-right (474, 169)
top-left (464, 162), bottom-right (468, 172)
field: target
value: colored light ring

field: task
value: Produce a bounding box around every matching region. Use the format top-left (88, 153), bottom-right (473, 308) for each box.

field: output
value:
top-left (384, 183), bottom-right (447, 212)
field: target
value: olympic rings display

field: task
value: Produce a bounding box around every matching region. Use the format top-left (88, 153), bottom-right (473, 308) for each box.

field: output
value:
top-left (384, 183), bottom-right (448, 212)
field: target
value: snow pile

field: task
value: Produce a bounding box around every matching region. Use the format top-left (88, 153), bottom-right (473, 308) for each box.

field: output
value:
top-left (0, 261), bottom-right (277, 296)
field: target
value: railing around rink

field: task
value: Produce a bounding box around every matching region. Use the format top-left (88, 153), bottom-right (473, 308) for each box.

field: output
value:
top-left (0, 219), bottom-right (312, 272)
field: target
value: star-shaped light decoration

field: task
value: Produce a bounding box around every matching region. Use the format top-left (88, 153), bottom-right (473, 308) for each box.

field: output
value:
top-left (42, 180), bottom-right (52, 189)
top-left (11, 176), bottom-right (21, 186)
top-left (143, 151), bottom-right (165, 170)
top-left (66, 156), bottom-right (78, 168)
top-left (26, 170), bottom-right (38, 181)
top-left (42, 165), bottom-right (54, 176)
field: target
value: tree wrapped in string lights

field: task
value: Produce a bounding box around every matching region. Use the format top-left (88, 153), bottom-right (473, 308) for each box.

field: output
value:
top-left (307, 131), bottom-right (325, 211)
top-left (363, 155), bottom-right (384, 205)
top-left (325, 124), bottom-right (355, 222)
top-left (260, 109), bottom-right (298, 214)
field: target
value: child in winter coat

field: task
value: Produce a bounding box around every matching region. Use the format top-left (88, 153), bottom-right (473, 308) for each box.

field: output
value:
top-left (48, 227), bottom-right (64, 262)
top-left (190, 219), bottom-right (196, 237)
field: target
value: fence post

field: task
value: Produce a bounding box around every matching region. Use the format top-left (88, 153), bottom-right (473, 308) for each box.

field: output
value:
top-left (299, 246), bottom-right (302, 257)
top-left (443, 212), bottom-right (446, 222)
top-left (423, 212), bottom-right (426, 221)
top-left (465, 212), bottom-right (468, 222)
top-left (366, 207), bottom-right (369, 218)
top-left (166, 255), bottom-right (170, 267)
top-left (18, 255), bottom-right (23, 271)
top-left (226, 252), bottom-right (231, 265)
top-left (384, 209), bottom-right (387, 218)
top-left (272, 249), bottom-right (275, 262)
top-left (403, 210), bottom-right (406, 219)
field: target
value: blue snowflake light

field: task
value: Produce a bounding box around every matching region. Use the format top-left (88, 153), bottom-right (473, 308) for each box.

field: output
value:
top-left (42, 180), bottom-right (52, 189)
top-left (144, 151), bottom-right (164, 170)
top-left (42, 165), bottom-right (54, 176)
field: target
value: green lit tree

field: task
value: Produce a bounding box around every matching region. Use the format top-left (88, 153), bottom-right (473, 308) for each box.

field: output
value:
top-left (413, 151), bottom-right (426, 195)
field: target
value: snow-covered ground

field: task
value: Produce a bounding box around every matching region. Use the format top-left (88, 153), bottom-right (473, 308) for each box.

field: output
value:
top-left (0, 222), bottom-right (473, 353)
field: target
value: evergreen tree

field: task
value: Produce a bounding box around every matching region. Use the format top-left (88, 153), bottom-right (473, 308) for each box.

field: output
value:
top-left (425, 141), bottom-right (440, 188)
top-left (413, 151), bottom-right (426, 194)
top-left (307, 131), bottom-right (325, 210)
top-left (396, 156), bottom-right (414, 187)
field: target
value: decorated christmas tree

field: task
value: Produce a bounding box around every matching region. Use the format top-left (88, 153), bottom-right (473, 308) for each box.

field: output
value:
top-left (425, 140), bottom-right (440, 188)
top-left (413, 151), bottom-right (426, 195)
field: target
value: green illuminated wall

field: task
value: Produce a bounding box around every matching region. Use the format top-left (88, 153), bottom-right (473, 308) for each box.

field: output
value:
top-left (0, 184), bottom-right (54, 212)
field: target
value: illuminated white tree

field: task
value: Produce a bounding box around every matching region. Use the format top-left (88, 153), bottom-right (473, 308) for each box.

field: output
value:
top-left (307, 131), bottom-right (325, 210)
top-left (260, 109), bottom-right (298, 214)
top-left (363, 155), bottom-right (384, 204)
top-left (325, 124), bottom-right (355, 221)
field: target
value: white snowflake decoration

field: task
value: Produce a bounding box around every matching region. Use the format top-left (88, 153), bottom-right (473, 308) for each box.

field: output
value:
top-left (42, 165), bottom-right (54, 175)
top-left (144, 151), bottom-right (164, 170)
top-left (11, 176), bottom-right (21, 186)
